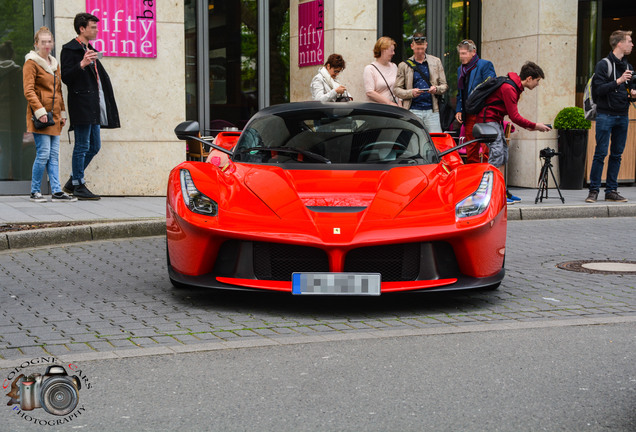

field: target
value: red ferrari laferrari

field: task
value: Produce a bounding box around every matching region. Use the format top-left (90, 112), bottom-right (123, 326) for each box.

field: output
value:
top-left (167, 102), bottom-right (506, 295)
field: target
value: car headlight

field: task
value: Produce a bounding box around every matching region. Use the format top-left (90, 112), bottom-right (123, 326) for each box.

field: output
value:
top-left (456, 171), bottom-right (493, 219)
top-left (179, 169), bottom-right (218, 216)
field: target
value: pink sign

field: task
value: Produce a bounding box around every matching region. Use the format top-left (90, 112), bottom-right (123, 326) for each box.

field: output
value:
top-left (298, 0), bottom-right (324, 67)
top-left (86, 0), bottom-right (157, 58)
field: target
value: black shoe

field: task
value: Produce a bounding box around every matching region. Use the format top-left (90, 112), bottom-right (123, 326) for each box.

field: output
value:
top-left (52, 192), bottom-right (78, 202)
top-left (73, 184), bottom-right (101, 200)
top-left (63, 177), bottom-right (74, 194)
top-left (605, 191), bottom-right (627, 202)
top-left (585, 190), bottom-right (598, 203)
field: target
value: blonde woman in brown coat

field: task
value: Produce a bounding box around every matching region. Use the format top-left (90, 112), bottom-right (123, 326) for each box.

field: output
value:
top-left (23, 27), bottom-right (75, 202)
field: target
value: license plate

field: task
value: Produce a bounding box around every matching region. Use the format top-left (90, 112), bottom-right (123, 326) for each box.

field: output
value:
top-left (292, 273), bottom-right (381, 296)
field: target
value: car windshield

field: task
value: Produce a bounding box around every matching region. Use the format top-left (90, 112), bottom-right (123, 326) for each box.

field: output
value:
top-left (233, 110), bottom-right (438, 167)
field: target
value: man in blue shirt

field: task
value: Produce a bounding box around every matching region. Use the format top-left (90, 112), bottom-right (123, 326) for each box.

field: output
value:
top-left (395, 33), bottom-right (448, 133)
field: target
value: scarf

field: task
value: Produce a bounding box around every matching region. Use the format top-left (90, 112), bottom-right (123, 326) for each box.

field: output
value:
top-left (319, 66), bottom-right (339, 91)
top-left (458, 54), bottom-right (480, 90)
top-left (24, 50), bottom-right (58, 75)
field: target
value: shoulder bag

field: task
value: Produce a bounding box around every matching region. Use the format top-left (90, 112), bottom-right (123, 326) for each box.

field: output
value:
top-left (32, 72), bottom-right (56, 129)
top-left (371, 63), bottom-right (398, 105)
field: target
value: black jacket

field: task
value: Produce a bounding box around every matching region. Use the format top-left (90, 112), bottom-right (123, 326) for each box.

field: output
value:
top-left (592, 52), bottom-right (635, 116)
top-left (60, 39), bottom-right (120, 129)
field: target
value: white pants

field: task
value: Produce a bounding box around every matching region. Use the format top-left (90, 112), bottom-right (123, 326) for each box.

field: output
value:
top-left (410, 109), bottom-right (442, 134)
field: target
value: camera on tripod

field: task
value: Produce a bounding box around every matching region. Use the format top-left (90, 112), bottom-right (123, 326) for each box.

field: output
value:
top-left (535, 147), bottom-right (565, 204)
top-left (539, 147), bottom-right (560, 159)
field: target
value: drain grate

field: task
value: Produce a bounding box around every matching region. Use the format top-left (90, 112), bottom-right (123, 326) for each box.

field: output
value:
top-left (557, 260), bottom-right (636, 275)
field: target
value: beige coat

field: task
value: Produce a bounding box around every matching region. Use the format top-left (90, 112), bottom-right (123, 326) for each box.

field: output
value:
top-left (23, 51), bottom-right (67, 135)
top-left (394, 54), bottom-right (448, 111)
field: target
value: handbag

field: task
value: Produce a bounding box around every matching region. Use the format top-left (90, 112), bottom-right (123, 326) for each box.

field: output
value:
top-left (31, 73), bottom-right (56, 129)
top-left (335, 92), bottom-right (353, 102)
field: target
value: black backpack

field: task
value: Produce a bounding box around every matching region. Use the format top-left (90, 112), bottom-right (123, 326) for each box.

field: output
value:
top-left (464, 76), bottom-right (519, 116)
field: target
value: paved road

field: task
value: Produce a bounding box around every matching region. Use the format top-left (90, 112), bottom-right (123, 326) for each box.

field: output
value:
top-left (1, 217), bottom-right (635, 431)
top-left (2, 324), bottom-right (634, 431)
top-left (0, 217), bottom-right (634, 362)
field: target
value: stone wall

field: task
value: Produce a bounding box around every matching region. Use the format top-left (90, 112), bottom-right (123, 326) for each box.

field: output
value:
top-left (54, 1), bottom-right (185, 196)
top-left (290, 0), bottom-right (377, 104)
top-left (481, 0), bottom-right (578, 187)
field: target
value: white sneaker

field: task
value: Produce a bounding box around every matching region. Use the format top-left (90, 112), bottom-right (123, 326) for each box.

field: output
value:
top-left (30, 192), bottom-right (47, 203)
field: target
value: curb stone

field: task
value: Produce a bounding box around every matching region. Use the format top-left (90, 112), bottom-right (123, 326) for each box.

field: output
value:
top-left (0, 315), bottom-right (633, 368)
top-left (2, 218), bottom-right (165, 250)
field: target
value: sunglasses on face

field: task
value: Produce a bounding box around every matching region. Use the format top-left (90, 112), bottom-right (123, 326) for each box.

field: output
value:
top-left (460, 40), bottom-right (476, 50)
top-left (412, 37), bottom-right (427, 42)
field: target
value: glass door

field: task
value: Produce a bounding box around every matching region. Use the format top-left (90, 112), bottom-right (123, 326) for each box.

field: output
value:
top-left (184, 0), bottom-right (289, 134)
top-left (0, 0), bottom-right (53, 195)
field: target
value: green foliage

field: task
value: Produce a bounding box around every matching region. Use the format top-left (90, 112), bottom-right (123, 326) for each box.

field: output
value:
top-left (0, 0), bottom-right (35, 61)
top-left (553, 107), bottom-right (592, 130)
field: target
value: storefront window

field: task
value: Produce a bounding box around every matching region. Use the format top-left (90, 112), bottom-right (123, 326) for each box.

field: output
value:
top-left (0, 1), bottom-right (34, 187)
top-left (184, 0), bottom-right (198, 121)
top-left (269, 3), bottom-right (290, 105)
top-left (380, 0), bottom-right (478, 112)
top-left (576, 0), bottom-right (636, 104)
top-left (184, 0), bottom-right (289, 132)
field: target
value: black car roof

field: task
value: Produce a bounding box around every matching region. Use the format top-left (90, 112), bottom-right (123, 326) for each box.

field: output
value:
top-left (248, 101), bottom-right (425, 126)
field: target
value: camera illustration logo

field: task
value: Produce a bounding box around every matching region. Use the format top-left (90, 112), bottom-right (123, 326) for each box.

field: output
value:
top-left (5, 358), bottom-right (90, 425)
top-left (7, 365), bottom-right (80, 416)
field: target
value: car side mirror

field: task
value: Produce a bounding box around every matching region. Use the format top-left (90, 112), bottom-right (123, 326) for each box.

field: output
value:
top-left (472, 123), bottom-right (499, 143)
top-left (174, 121), bottom-right (200, 140)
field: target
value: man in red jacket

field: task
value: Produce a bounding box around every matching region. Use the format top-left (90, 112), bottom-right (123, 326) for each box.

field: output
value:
top-left (477, 61), bottom-right (552, 203)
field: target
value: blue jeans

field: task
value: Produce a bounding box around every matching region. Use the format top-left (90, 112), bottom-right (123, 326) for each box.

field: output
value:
top-left (589, 113), bottom-right (629, 193)
top-left (31, 133), bottom-right (61, 194)
top-left (72, 124), bottom-right (101, 185)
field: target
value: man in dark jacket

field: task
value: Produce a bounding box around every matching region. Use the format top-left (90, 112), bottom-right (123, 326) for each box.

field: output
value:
top-left (61, 12), bottom-right (120, 200)
top-left (586, 30), bottom-right (636, 204)
top-left (455, 40), bottom-right (496, 164)
top-left (477, 61), bottom-right (551, 204)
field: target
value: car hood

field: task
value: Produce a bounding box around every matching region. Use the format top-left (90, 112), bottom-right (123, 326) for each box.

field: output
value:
top-left (243, 165), bottom-right (431, 221)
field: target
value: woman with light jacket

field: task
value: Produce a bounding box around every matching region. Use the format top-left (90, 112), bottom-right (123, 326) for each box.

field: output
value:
top-left (310, 54), bottom-right (351, 102)
top-left (23, 27), bottom-right (75, 202)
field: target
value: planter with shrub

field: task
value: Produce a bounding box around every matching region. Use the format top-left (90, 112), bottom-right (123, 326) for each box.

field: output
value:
top-left (553, 107), bottom-right (592, 189)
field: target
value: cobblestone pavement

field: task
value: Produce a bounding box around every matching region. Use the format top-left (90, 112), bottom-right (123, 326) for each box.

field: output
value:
top-left (0, 217), bottom-right (634, 361)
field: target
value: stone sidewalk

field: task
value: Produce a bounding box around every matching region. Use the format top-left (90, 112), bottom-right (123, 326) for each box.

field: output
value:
top-left (0, 217), bottom-right (634, 366)
top-left (1, 185), bottom-right (635, 249)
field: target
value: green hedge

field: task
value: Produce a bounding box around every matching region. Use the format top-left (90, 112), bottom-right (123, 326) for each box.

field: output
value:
top-left (554, 107), bottom-right (591, 130)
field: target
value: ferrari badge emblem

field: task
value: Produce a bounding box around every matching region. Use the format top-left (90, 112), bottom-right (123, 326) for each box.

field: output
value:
top-left (333, 228), bottom-right (341, 234)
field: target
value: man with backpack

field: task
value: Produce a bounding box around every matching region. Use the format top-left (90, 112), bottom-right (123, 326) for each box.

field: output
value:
top-left (454, 40), bottom-right (496, 164)
top-left (585, 30), bottom-right (636, 204)
top-left (476, 61), bottom-right (552, 204)
top-left (394, 33), bottom-right (448, 133)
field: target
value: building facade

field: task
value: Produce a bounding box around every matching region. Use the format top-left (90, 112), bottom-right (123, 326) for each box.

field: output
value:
top-left (0, 0), bottom-right (634, 196)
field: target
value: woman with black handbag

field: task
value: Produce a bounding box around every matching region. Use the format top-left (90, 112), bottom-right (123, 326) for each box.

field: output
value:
top-left (310, 54), bottom-right (352, 102)
top-left (23, 27), bottom-right (75, 202)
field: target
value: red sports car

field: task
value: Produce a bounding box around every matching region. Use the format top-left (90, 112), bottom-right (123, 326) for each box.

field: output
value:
top-left (167, 102), bottom-right (506, 295)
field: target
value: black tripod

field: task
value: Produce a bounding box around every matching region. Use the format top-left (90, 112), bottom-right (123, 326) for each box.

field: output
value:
top-left (535, 149), bottom-right (565, 204)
